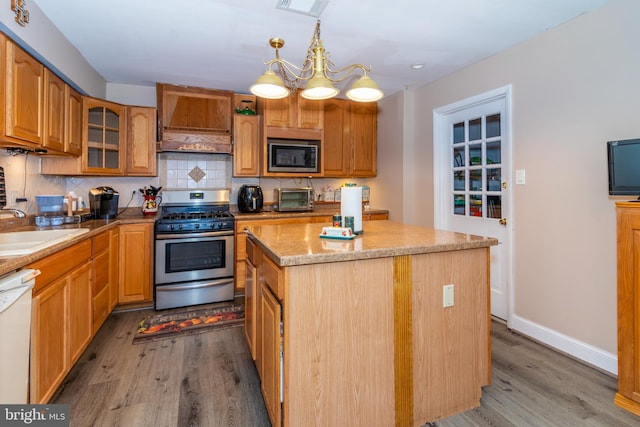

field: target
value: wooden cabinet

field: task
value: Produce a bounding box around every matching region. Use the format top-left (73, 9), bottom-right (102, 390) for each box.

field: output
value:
top-left (68, 261), bottom-right (93, 364)
top-left (253, 242), bottom-right (285, 426)
top-left (125, 106), bottom-right (157, 175)
top-left (43, 69), bottom-right (65, 152)
top-left (260, 279), bottom-right (282, 427)
top-left (615, 202), bottom-right (640, 416)
top-left (244, 237), bottom-right (258, 360)
top-left (92, 229), bottom-right (119, 333)
top-left (323, 98), bottom-right (377, 177)
top-left (30, 277), bottom-right (67, 404)
top-left (253, 240), bottom-right (286, 427)
top-left (233, 114), bottom-right (261, 177)
top-left (28, 239), bottom-right (93, 404)
top-left (118, 222), bottom-right (153, 304)
top-left (259, 93), bottom-right (323, 130)
top-left (109, 229), bottom-right (120, 309)
top-left (0, 34), bottom-right (81, 155)
top-left (157, 83), bottom-right (233, 153)
top-left (41, 101), bottom-right (157, 176)
top-left (323, 98), bottom-right (349, 176)
top-left (83, 97), bottom-right (125, 174)
top-left (64, 86), bottom-right (83, 156)
top-left (3, 37), bottom-right (44, 147)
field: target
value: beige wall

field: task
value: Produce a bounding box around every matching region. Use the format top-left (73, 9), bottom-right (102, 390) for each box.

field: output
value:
top-left (376, 91), bottom-right (406, 222)
top-left (379, 0), bottom-right (638, 373)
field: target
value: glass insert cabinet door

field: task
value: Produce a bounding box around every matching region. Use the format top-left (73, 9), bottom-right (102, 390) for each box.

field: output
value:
top-left (452, 113), bottom-right (502, 219)
top-left (83, 98), bottom-right (124, 173)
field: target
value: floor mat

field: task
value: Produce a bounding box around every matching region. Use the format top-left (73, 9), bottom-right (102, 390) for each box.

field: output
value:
top-left (132, 303), bottom-right (244, 344)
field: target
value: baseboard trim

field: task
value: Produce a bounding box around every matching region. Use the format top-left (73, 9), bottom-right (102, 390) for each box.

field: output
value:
top-left (510, 315), bottom-right (618, 375)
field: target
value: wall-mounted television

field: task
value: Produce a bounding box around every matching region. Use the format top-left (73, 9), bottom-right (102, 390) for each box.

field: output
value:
top-left (608, 138), bottom-right (640, 197)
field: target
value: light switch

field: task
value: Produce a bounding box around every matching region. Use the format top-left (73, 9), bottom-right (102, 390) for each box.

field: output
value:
top-left (443, 284), bottom-right (454, 308)
top-left (516, 169), bottom-right (526, 185)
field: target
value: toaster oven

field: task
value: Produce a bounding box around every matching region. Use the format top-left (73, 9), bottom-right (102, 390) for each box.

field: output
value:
top-left (274, 188), bottom-right (314, 212)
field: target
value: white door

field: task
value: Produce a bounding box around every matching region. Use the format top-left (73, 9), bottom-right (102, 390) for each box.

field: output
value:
top-left (433, 86), bottom-right (512, 321)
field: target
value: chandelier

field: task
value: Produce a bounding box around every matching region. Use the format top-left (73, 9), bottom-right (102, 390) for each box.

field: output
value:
top-left (250, 20), bottom-right (383, 102)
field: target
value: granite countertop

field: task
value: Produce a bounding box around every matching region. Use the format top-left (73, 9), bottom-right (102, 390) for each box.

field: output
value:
top-left (246, 220), bottom-right (499, 267)
top-left (0, 208), bottom-right (157, 277)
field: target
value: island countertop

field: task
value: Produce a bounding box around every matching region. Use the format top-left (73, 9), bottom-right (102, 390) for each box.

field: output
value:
top-left (245, 220), bottom-right (498, 267)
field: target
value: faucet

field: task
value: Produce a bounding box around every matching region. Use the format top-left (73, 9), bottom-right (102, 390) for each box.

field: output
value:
top-left (0, 208), bottom-right (27, 218)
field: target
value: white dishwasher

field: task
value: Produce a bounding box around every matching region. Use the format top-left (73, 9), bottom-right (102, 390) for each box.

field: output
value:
top-left (0, 268), bottom-right (39, 404)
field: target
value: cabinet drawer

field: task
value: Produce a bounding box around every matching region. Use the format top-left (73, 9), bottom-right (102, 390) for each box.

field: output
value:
top-left (262, 255), bottom-right (284, 299)
top-left (93, 231), bottom-right (110, 253)
top-left (29, 239), bottom-right (92, 294)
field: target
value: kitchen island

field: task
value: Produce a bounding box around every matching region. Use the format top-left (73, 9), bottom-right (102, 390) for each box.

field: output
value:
top-left (244, 220), bottom-right (498, 427)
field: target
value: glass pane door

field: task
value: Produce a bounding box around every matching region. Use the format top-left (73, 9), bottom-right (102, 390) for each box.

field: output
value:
top-left (451, 113), bottom-right (502, 219)
top-left (87, 106), bottom-right (121, 170)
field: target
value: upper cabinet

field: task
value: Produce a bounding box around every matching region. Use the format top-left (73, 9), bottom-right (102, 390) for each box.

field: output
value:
top-left (157, 83), bottom-right (233, 153)
top-left (84, 97), bottom-right (125, 174)
top-left (233, 114), bottom-right (261, 177)
top-left (41, 100), bottom-right (157, 176)
top-left (258, 93), bottom-right (323, 132)
top-left (125, 106), bottom-right (157, 176)
top-left (234, 95), bottom-right (377, 178)
top-left (64, 86), bottom-right (83, 156)
top-left (323, 99), bottom-right (377, 177)
top-left (0, 33), bottom-right (83, 156)
top-left (2, 36), bottom-right (45, 147)
top-left (43, 69), bottom-right (66, 153)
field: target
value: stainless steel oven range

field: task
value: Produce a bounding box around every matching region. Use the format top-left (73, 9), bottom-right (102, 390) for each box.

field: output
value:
top-left (154, 189), bottom-right (234, 310)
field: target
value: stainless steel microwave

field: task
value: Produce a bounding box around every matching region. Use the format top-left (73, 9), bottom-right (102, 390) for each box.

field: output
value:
top-left (274, 188), bottom-right (314, 212)
top-left (267, 139), bottom-right (319, 173)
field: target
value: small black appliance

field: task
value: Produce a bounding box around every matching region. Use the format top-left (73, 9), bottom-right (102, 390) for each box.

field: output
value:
top-left (238, 185), bottom-right (263, 213)
top-left (89, 186), bottom-right (119, 219)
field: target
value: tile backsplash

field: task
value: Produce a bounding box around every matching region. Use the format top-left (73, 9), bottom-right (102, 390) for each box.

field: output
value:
top-left (0, 151), bottom-right (236, 215)
top-left (163, 154), bottom-right (230, 189)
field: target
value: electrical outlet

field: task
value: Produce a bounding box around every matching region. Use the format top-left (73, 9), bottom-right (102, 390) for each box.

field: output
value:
top-left (443, 284), bottom-right (454, 308)
top-left (7, 191), bottom-right (17, 206)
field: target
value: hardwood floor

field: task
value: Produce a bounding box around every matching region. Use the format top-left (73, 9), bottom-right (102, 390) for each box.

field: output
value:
top-left (52, 305), bottom-right (270, 427)
top-left (52, 309), bottom-right (640, 427)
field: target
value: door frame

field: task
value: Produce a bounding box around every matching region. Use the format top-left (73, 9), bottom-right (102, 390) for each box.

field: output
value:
top-left (432, 85), bottom-right (514, 325)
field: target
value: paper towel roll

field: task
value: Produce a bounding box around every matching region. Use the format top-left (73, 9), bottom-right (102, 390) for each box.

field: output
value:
top-left (340, 186), bottom-right (362, 233)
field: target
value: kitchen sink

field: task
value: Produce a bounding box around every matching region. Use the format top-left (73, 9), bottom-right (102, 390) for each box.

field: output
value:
top-left (0, 228), bottom-right (90, 257)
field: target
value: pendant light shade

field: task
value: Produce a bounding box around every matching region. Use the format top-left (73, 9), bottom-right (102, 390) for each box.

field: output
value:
top-left (250, 69), bottom-right (290, 99)
top-left (301, 74), bottom-right (339, 100)
top-left (346, 74), bottom-right (384, 102)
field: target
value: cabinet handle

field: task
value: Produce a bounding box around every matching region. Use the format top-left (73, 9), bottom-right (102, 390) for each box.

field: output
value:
top-left (499, 218), bottom-right (507, 225)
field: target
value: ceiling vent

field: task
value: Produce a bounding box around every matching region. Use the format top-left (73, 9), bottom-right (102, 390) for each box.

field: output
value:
top-left (275, 0), bottom-right (329, 17)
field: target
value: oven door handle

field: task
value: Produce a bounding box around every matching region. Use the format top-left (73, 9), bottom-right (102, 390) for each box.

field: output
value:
top-left (156, 231), bottom-right (233, 240)
top-left (157, 278), bottom-right (234, 291)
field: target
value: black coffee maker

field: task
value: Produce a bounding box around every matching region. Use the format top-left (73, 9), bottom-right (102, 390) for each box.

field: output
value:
top-left (89, 186), bottom-right (119, 219)
top-left (238, 185), bottom-right (263, 213)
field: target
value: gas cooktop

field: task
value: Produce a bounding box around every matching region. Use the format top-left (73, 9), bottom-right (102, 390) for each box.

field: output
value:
top-left (155, 189), bottom-right (234, 233)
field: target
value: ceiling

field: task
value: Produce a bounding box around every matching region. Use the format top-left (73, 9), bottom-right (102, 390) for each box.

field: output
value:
top-left (33, 0), bottom-right (610, 99)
